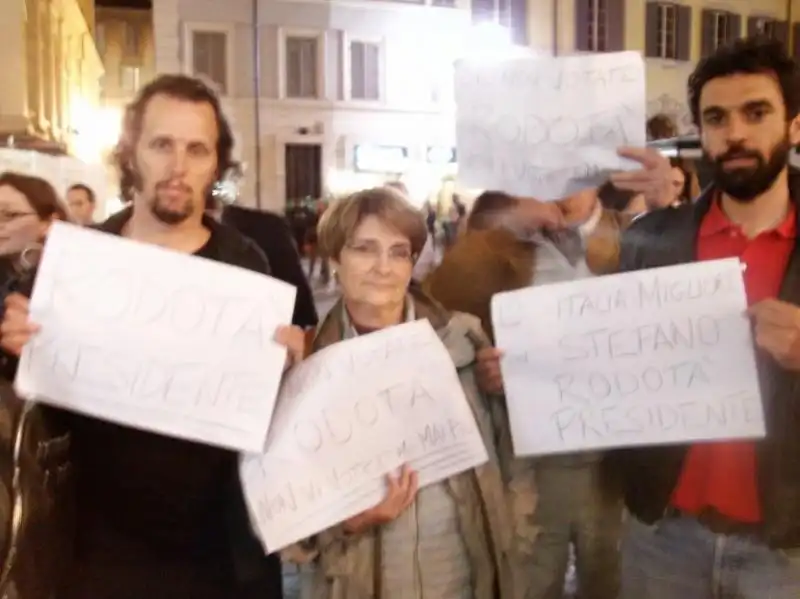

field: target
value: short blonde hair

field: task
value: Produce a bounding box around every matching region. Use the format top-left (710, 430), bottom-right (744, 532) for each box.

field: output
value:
top-left (318, 187), bottom-right (428, 260)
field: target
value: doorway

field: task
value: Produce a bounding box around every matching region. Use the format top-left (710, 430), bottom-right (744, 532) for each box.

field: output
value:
top-left (285, 143), bottom-right (322, 204)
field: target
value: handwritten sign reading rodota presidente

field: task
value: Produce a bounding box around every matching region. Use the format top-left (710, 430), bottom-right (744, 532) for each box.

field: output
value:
top-left (16, 222), bottom-right (296, 452)
top-left (455, 51), bottom-right (646, 199)
top-left (491, 259), bottom-right (764, 456)
top-left (241, 320), bottom-right (488, 552)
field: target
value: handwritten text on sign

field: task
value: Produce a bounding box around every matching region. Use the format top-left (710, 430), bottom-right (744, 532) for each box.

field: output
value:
top-left (241, 320), bottom-right (489, 553)
top-left (491, 259), bottom-right (764, 456)
top-left (16, 222), bottom-right (297, 452)
top-left (454, 51), bottom-right (646, 200)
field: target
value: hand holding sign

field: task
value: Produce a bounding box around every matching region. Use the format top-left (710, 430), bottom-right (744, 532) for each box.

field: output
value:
top-left (476, 347), bottom-right (504, 395)
top-left (0, 293), bottom-right (38, 356)
top-left (275, 325), bottom-right (306, 370)
top-left (455, 51), bottom-right (646, 199)
top-left (749, 299), bottom-right (800, 371)
top-left (343, 464), bottom-right (419, 534)
top-left (610, 146), bottom-right (675, 210)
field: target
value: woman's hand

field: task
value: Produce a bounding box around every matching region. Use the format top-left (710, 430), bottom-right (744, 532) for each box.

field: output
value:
top-left (0, 293), bottom-right (39, 357)
top-left (343, 465), bottom-right (419, 534)
top-left (475, 347), bottom-right (504, 395)
top-left (274, 325), bottom-right (306, 371)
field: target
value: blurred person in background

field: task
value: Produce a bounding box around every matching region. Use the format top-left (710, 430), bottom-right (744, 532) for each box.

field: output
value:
top-left (423, 200), bottom-right (437, 247)
top-left (647, 113), bottom-right (679, 141)
top-left (222, 202), bottom-right (318, 329)
top-left (283, 186), bottom-right (516, 599)
top-left (0, 172), bottom-right (68, 260)
top-left (286, 199), bottom-right (310, 254)
top-left (0, 173), bottom-right (73, 599)
top-left (669, 158), bottom-right (693, 205)
top-left (384, 181), bottom-right (440, 282)
top-left (66, 183), bottom-right (96, 226)
top-left (306, 199), bottom-right (331, 286)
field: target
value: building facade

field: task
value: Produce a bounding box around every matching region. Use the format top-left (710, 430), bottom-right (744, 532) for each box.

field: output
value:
top-left (528, 0), bottom-right (800, 134)
top-left (154, 0), bottom-right (480, 211)
top-left (0, 0), bottom-right (103, 158)
top-left (95, 5), bottom-right (156, 112)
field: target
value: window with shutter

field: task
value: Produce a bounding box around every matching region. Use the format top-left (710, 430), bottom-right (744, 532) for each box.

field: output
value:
top-left (676, 5), bottom-right (692, 61)
top-left (575, 0), bottom-right (590, 51)
top-left (713, 12), bottom-right (729, 48)
top-left (645, 2), bottom-right (690, 60)
top-left (773, 21), bottom-right (789, 45)
top-left (124, 23), bottom-right (139, 57)
top-left (606, 0), bottom-right (625, 51)
top-left (747, 17), bottom-right (784, 40)
top-left (701, 10), bottom-right (739, 56)
top-left (191, 31), bottom-right (228, 94)
top-left (471, 0), bottom-right (495, 24)
top-left (656, 3), bottom-right (678, 59)
top-left (758, 18), bottom-right (776, 38)
top-left (509, 0), bottom-right (528, 45)
top-left (586, 0), bottom-right (609, 52)
top-left (285, 37), bottom-right (318, 99)
top-left (575, 0), bottom-right (623, 52)
top-left (349, 41), bottom-right (380, 101)
top-left (727, 13), bottom-right (742, 42)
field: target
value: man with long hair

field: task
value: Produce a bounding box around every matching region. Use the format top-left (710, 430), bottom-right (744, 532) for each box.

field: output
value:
top-left (0, 74), bottom-right (303, 599)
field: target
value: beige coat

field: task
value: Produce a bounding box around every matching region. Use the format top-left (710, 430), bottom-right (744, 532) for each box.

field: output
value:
top-left (283, 287), bottom-right (518, 599)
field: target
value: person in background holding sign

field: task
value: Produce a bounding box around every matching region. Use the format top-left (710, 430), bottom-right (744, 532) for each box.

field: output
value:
top-left (0, 74), bottom-right (304, 599)
top-left (282, 186), bottom-right (515, 599)
top-left (423, 146), bottom-right (675, 599)
top-left (426, 188), bottom-right (621, 599)
top-left (606, 37), bottom-right (800, 599)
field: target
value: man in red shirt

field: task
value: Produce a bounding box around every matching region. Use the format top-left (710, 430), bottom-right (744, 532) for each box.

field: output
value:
top-left (607, 37), bottom-right (800, 599)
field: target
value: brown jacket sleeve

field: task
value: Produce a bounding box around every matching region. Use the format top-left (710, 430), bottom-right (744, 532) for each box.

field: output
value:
top-left (422, 229), bottom-right (535, 341)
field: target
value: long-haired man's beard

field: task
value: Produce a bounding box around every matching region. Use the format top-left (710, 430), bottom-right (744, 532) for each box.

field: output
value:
top-left (148, 180), bottom-right (198, 225)
top-left (708, 136), bottom-right (791, 203)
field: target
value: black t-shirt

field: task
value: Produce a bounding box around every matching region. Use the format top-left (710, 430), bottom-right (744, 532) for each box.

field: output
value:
top-left (59, 229), bottom-right (279, 599)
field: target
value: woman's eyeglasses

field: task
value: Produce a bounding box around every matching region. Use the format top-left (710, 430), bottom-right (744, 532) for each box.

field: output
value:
top-left (0, 210), bottom-right (35, 224)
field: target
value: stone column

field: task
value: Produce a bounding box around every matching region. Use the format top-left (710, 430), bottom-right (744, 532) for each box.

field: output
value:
top-left (41, 0), bottom-right (55, 135)
top-left (0, 0), bottom-right (29, 132)
top-left (25, 0), bottom-right (44, 131)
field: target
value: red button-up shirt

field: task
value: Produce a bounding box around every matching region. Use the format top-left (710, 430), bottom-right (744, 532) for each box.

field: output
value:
top-left (671, 199), bottom-right (796, 523)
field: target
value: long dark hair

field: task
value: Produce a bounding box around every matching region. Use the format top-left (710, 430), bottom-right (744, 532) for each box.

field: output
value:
top-left (111, 74), bottom-right (239, 204)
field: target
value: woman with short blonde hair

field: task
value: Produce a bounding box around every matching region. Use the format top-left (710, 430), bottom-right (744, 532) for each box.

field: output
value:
top-left (285, 186), bottom-right (516, 599)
